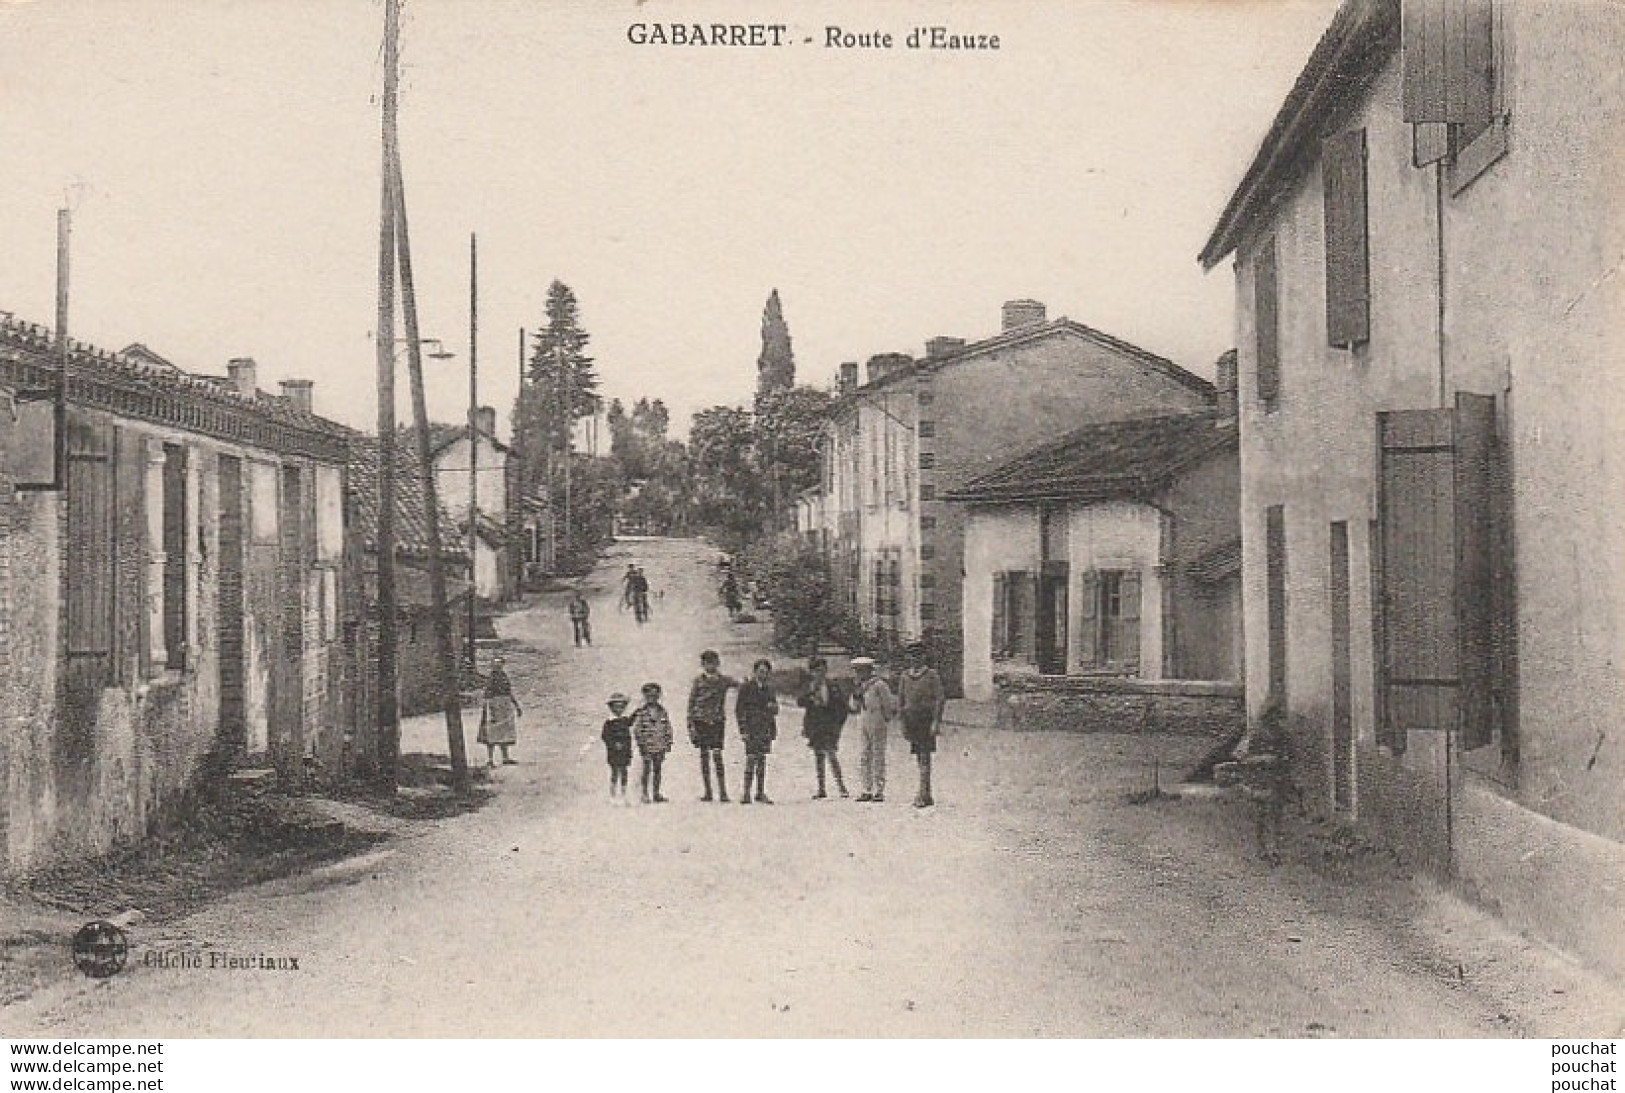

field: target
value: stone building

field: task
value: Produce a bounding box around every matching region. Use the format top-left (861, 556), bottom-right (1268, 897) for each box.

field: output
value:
top-left (1199, 0), bottom-right (1625, 976)
top-left (817, 300), bottom-right (1214, 691)
top-left (0, 321), bottom-right (352, 872)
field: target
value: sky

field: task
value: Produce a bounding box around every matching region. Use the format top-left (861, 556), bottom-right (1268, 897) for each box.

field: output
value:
top-left (0, 0), bottom-right (1335, 439)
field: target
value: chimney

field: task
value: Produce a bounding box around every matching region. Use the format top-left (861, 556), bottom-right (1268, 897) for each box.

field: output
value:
top-left (1214, 349), bottom-right (1238, 420)
top-left (227, 357), bottom-right (257, 399)
top-left (925, 336), bottom-right (966, 360)
top-left (1001, 299), bottom-right (1047, 331)
top-left (838, 361), bottom-right (859, 395)
top-left (279, 379), bottom-right (313, 416)
top-left (475, 405), bottom-right (497, 438)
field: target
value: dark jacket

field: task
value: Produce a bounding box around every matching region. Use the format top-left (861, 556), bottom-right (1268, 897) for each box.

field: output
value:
top-left (601, 716), bottom-right (633, 764)
top-left (798, 676), bottom-right (850, 750)
top-left (735, 679), bottom-right (779, 751)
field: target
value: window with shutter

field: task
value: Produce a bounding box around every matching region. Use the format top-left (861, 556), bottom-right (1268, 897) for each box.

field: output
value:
top-left (1117, 571), bottom-right (1142, 671)
top-left (1255, 238), bottom-right (1280, 409)
top-left (1323, 128), bottom-right (1371, 348)
top-left (65, 415), bottom-right (115, 692)
top-left (1376, 395), bottom-right (1502, 751)
top-left (991, 572), bottom-right (1008, 659)
top-left (1266, 505), bottom-right (1288, 703)
top-left (162, 443), bottom-right (188, 670)
top-left (1403, 0), bottom-right (1505, 182)
top-left (1077, 570), bottom-right (1100, 668)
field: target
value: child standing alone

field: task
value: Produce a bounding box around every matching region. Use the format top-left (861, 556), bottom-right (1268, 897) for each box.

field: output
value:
top-left (631, 682), bottom-right (673, 804)
top-left (601, 693), bottom-right (634, 804)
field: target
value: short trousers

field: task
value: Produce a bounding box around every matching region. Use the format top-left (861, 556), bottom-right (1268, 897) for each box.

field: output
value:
top-left (691, 721), bottom-right (725, 750)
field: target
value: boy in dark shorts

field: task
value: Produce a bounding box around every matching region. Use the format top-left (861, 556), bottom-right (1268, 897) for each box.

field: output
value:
top-left (687, 649), bottom-right (737, 802)
top-left (601, 693), bottom-right (633, 804)
top-left (897, 642), bottom-right (946, 808)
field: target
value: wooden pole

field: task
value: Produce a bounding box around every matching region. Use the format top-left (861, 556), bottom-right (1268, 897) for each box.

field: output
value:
top-left (467, 232), bottom-right (478, 670)
top-left (391, 137), bottom-right (472, 796)
top-left (373, 0), bottom-right (401, 789)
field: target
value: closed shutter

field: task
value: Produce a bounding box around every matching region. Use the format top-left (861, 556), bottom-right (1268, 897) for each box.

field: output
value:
top-left (1323, 128), bottom-right (1370, 348)
top-left (1119, 571), bottom-right (1142, 671)
top-left (1376, 396), bottom-right (1499, 749)
top-left (162, 444), bottom-right (188, 670)
top-left (65, 415), bottom-right (115, 689)
top-left (1265, 505), bottom-right (1288, 702)
top-left (1255, 239), bottom-right (1280, 406)
top-left (1018, 573), bottom-right (1039, 663)
top-left (1077, 569), bottom-right (1099, 667)
top-left (991, 573), bottom-right (1008, 659)
top-left (1403, 0), bottom-right (1496, 134)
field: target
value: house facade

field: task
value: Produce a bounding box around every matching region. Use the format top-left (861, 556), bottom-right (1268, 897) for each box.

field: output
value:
top-left (428, 406), bottom-right (513, 602)
top-left (1200, 0), bottom-right (1625, 973)
top-left (818, 301), bottom-right (1215, 691)
top-left (951, 408), bottom-right (1240, 702)
top-left (0, 323), bottom-right (352, 873)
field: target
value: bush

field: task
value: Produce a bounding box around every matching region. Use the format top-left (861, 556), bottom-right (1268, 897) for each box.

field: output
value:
top-left (740, 534), bottom-right (847, 656)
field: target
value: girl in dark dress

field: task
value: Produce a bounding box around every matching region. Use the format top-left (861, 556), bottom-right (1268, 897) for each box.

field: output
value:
top-left (735, 658), bottom-right (779, 804)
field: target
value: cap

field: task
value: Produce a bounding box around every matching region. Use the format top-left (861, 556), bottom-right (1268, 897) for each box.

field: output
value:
top-left (607, 693), bottom-right (630, 707)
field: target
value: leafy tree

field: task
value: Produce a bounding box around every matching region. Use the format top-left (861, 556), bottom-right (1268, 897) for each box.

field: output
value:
top-left (754, 385), bottom-right (834, 507)
top-left (756, 288), bottom-right (795, 397)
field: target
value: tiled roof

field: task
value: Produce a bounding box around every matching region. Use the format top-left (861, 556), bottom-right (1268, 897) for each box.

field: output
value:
top-left (0, 316), bottom-right (349, 461)
top-left (1199, 0), bottom-right (1398, 269)
top-left (854, 317), bottom-right (1214, 400)
top-left (946, 412), bottom-right (1237, 505)
top-left (345, 429), bottom-right (470, 562)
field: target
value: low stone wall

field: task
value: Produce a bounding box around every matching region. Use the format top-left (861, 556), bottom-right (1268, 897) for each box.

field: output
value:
top-left (993, 674), bottom-right (1244, 737)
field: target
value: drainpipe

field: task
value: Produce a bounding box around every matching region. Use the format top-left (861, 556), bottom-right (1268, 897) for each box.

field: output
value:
top-left (1435, 159), bottom-right (1455, 874)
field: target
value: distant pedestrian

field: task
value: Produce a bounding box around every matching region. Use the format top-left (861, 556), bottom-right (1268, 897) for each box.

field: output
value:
top-left (621, 564), bottom-right (639, 613)
top-left (897, 642), bottom-right (946, 808)
top-left (736, 659), bottom-right (779, 804)
top-left (630, 567), bottom-right (651, 623)
top-left (687, 649), bottom-right (737, 802)
top-left (849, 657), bottom-right (895, 803)
top-left (721, 571), bottom-right (742, 619)
top-left (631, 682), bottom-right (673, 804)
top-left (477, 656), bottom-right (522, 767)
top-left (601, 693), bottom-right (634, 804)
top-left (798, 655), bottom-right (850, 799)
top-left (568, 589), bottom-right (592, 647)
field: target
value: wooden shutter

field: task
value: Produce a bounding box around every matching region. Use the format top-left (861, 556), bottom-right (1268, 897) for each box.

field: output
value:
top-left (1404, 0), bottom-right (1496, 128)
top-left (1077, 569), bottom-right (1099, 667)
top-left (1376, 396), bottom-right (1499, 749)
top-left (65, 414), bottom-right (115, 690)
top-left (991, 572), bottom-right (1008, 659)
top-left (162, 444), bottom-right (188, 670)
top-left (1323, 129), bottom-right (1370, 348)
top-left (1265, 505), bottom-right (1288, 702)
top-left (1020, 573), bottom-right (1039, 664)
top-left (1255, 239), bottom-right (1280, 406)
top-left (1119, 571), bottom-right (1142, 671)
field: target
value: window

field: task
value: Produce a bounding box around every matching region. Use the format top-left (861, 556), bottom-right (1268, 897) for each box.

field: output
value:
top-left (1402, 0), bottom-right (1507, 185)
top-left (991, 571), bottom-right (1036, 662)
top-left (1078, 569), bottom-right (1141, 671)
top-left (65, 415), bottom-right (116, 691)
top-left (1265, 505), bottom-right (1288, 702)
top-left (1255, 237), bottom-right (1280, 409)
top-left (1323, 128), bottom-right (1370, 348)
top-left (917, 420), bottom-right (935, 439)
top-left (919, 451), bottom-right (935, 470)
top-left (161, 443), bottom-right (188, 670)
top-left (920, 484), bottom-right (936, 502)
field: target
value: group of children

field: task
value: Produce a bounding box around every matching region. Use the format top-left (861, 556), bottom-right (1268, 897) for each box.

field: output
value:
top-left (597, 646), bottom-right (946, 809)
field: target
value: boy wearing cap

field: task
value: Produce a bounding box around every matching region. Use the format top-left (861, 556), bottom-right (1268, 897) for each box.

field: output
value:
top-left (898, 642), bottom-right (946, 808)
top-left (632, 682), bottom-right (674, 804)
top-left (601, 693), bottom-right (634, 804)
top-left (687, 650), bottom-right (738, 802)
top-left (849, 656), bottom-right (896, 802)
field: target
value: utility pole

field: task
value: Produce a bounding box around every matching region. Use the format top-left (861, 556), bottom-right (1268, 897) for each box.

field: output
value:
top-left (373, 0), bottom-right (401, 790)
top-left (466, 232), bottom-right (478, 673)
top-left (391, 140), bottom-right (472, 797)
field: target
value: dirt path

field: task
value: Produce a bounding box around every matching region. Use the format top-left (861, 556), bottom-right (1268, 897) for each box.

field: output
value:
top-left (5, 538), bottom-right (1620, 1037)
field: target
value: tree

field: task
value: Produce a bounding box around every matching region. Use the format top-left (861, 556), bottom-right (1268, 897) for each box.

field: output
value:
top-left (756, 288), bottom-right (795, 397)
top-left (525, 280), bottom-right (599, 451)
top-left (755, 385), bottom-right (834, 505)
top-left (690, 404), bottom-right (768, 551)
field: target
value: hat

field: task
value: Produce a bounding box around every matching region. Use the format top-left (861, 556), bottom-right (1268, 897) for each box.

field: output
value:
top-left (607, 693), bottom-right (630, 707)
top-left (850, 656), bottom-right (876, 669)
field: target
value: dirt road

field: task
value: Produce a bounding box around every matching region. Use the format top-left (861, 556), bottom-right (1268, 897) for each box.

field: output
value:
top-left (5, 538), bottom-right (1620, 1037)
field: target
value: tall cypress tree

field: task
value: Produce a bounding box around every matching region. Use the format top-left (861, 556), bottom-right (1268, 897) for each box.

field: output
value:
top-left (756, 288), bottom-right (795, 397)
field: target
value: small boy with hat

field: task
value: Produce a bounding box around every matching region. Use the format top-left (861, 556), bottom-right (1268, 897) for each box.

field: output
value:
top-left (632, 682), bottom-right (674, 804)
top-left (601, 693), bottom-right (634, 804)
